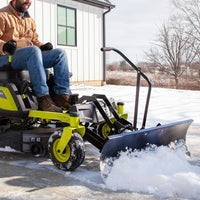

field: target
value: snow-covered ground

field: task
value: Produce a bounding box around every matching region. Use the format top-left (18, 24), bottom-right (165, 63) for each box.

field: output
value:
top-left (71, 84), bottom-right (200, 127)
top-left (0, 84), bottom-right (200, 200)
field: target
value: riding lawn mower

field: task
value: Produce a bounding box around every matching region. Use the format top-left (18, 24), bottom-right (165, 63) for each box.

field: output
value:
top-left (0, 46), bottom-right (193, 172)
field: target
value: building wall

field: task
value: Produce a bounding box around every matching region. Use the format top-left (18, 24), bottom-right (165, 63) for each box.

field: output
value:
top-left (0, 0), bottom-right (104, 85)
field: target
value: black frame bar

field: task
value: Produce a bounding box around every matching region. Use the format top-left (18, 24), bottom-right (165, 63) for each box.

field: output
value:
top-left (101, 47), bottom-right (152, 130)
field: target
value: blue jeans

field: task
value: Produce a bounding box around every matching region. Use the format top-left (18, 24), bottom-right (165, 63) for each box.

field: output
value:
top-left (0, 46), bottom-right (70, 97)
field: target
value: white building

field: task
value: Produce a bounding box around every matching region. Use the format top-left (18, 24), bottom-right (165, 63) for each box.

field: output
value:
top-left (0, 0), bottom-right (114, 86)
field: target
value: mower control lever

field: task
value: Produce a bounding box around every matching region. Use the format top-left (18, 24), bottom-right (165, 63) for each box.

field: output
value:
top-left (3, 40), bottom-right (17, 64)
top-left (3, 40), bottom-right (17, 55)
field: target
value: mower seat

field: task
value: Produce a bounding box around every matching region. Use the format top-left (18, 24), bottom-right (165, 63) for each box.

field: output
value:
top-left (0, 69), bottom-right (38, 118)
top-left (0, 68), bottom-right (55, 96)
top-left (0, 69), bottom-right (72, 83)
top-left (0, 66), bottom-right (72, 96)
top-left (0, 67), bottom-right (72, 118)
top-left (0, 69), bottom-right (53, 83)
top-left (0, 70), bottom-right (29, 82)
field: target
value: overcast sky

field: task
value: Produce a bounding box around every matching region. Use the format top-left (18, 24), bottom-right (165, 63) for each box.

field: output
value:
top-left (105, 0), bottom-right (174, 63)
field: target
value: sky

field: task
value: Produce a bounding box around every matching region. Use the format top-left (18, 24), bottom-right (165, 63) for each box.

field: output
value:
top-left (105, 0), bottom-right (174, 63)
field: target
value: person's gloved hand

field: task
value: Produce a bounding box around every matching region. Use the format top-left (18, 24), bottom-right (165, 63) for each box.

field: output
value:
top-left (3, 40), bottom-right (17, 55)
top-left (40, 42), bottom-right (53, 51)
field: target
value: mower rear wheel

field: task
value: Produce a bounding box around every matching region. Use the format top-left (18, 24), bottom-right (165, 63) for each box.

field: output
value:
top-left (48, 130), bottom-right (85, 171)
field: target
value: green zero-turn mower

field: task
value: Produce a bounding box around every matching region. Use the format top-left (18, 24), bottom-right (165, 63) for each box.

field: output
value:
top-left (0, 47), bottom-right (193, 171)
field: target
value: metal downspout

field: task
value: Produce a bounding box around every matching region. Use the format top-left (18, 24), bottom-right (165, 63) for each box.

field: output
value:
top-left (103, 7), bottom-right (111, 85)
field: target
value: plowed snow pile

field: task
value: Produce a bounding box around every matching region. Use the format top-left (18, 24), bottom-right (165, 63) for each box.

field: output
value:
top-left (101, 143), bottom-right (200, 199)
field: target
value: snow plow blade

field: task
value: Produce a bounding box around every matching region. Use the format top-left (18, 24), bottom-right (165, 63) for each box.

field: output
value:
top-left (100, 119), bottom-right (193, 161)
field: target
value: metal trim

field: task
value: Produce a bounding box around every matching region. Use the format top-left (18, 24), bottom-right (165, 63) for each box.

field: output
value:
top-left (72, 0), bottom-right (115, 9)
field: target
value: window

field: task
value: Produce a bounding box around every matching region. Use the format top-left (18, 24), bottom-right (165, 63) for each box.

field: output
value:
top-left (57, 5), bottom-right (76, 46)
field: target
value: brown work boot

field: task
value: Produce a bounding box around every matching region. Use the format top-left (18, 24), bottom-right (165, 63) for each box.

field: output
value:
top-left (55, 94), bottom-right (71, 109)
top-left (38, 95), bottom-right (62, 112)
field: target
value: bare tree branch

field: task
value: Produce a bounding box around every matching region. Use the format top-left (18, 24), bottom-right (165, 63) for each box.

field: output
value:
top-left (146, 20), bottom-right (197, 88)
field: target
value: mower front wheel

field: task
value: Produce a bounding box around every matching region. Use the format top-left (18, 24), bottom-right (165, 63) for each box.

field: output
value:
top-left (48, 130), bottom-right (85, 171)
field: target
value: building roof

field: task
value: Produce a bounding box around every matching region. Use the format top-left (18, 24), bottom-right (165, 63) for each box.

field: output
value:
top-left (73, 0), bottom-right (115, 9)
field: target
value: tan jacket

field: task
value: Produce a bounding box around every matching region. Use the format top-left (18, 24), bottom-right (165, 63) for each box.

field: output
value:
top-left (0, 2), bottom-right (43, 55)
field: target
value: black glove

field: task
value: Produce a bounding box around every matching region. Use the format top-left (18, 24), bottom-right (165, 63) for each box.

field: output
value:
top-left (40, 42), bottom-right (53, 51)
top-left (3, 40), bottom-right (17, 55)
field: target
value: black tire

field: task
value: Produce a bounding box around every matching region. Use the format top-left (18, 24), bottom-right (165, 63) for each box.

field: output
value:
top-left (48, 129), bottom-right (85, 171)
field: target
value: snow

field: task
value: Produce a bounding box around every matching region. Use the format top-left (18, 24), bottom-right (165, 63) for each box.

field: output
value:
top-left (0, 84), bottom-right (200, 199)
top-left (71, 84), bottom-right (200, 199)
top-left (71, 84), bottom-right (200, 127)
top-left (102, 144), bottom-right (200, 199)
top-left (0, 146), bottom-right (19, 152)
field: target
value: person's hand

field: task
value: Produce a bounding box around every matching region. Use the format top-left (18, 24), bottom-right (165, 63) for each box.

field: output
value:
top-left (40, 42), bottom-right (53, 51)
top-left (3, 40), bottom-right (17, 55)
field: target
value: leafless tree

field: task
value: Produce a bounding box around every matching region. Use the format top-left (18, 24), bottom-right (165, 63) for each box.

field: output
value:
top-left (172, 0), bottom-right (200, 59)
top-left (146, 22), bottom-right (197, 89)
